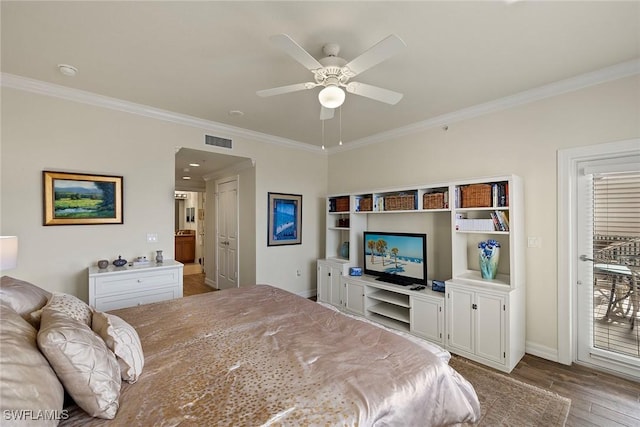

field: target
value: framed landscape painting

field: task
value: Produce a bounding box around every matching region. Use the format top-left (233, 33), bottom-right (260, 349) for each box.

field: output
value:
top-left (43, 171), bottom-right (123, 225)
top-left (267, 192), bottom-right (302, 246)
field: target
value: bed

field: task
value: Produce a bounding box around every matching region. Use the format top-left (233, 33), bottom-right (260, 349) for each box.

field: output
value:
top-left (1, 276), bottom-right (480, 426)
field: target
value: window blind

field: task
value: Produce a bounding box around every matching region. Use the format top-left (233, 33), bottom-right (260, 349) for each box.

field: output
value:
top-left (592, 171), bottom-right (640, 266)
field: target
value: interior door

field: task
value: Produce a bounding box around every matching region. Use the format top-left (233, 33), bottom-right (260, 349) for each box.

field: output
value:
top-left (216, 178), bottom-right (238, 289)
top-left (576, 155), bottom-right (640, 379)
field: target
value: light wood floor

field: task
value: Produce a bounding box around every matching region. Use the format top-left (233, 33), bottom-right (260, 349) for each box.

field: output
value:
top-left (182, 274), bottom-right (640, 426)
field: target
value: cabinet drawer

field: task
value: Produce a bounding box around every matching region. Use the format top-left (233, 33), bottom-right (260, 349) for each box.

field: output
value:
top-left (95, 287), bottom-right (178, 311)
top-left (93, 270), bottom-right (180, 297)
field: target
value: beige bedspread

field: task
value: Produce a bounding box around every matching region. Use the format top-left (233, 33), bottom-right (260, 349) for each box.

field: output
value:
top-left (61, 285), bottom-right (480, 426)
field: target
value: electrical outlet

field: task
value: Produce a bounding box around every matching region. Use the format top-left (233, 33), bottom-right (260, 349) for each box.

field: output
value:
top-left (296, 269), bottom-right (302, 277)
top-left (147, 233), bottom-right (158, 243)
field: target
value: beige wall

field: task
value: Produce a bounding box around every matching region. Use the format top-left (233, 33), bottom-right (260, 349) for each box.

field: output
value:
top-left (327, 75), bottom-right (640, 357)
top-left (1, 87), bottom-right (327, 299)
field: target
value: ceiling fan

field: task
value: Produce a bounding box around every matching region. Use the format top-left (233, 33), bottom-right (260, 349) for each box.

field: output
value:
top-left (257, 33), bottom-right (407, 120)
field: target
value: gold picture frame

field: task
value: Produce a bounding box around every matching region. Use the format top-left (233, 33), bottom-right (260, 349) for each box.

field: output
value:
top-left (43, 171), bottom-right (123, 225)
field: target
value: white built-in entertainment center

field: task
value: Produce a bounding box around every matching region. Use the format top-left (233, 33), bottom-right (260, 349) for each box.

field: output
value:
top-left (317, 175), bottom-right (524, 373)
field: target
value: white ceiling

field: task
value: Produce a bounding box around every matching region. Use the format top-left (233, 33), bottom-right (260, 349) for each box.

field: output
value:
top-left (2, 1), bottom-right (639, 165)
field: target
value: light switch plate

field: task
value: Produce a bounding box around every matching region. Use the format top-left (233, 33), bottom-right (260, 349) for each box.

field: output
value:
top-left (147, 233), bottom-right (158, 243)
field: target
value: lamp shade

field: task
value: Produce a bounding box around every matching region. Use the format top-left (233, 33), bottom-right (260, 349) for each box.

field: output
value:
top-left (0, 236), bottom-right (18, 270)
top-left (318, 85), bottom-right (345, 109)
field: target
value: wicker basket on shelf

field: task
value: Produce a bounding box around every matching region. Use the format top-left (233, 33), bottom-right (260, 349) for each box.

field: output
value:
top-left (461, 184), bottom-right (492, 208)
top-left (423, 193), bottom-right (444, 209)
top-left (359, 197), bottom-right (373, 212)
top-left (334, 196), bottom-right (350, 212)
top-left (384, 194), bottom-right (416, 211)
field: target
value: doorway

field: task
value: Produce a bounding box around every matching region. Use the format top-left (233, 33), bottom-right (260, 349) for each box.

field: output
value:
top-left (174, 148), bottom-right (255, 289)
top-left (558, 139), bottom-right (640, 380)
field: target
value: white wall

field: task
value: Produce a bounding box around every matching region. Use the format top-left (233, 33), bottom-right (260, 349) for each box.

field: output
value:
top-left (327, 75), bottom-right (640, 358)
top-left (1, 87), bottom-right (327, 299)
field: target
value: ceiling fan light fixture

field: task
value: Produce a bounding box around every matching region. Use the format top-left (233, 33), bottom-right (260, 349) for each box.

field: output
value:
top-left (318, 85), bottom-right (345, 109)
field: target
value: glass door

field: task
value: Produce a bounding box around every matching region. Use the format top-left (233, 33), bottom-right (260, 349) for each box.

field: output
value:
top-left (576, 157), bottom-right (640, 379)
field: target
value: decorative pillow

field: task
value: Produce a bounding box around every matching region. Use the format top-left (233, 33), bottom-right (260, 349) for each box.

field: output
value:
top-left (37, 308), bottom-right (121, 419)
top-left (92, 311), bottom-right (144, 383)
top-left (0, 302), bottom-right (64, 427)
top-left (0, 276), bottom-right (51, 326)
top-left (41, 292), bottom-right (93, 326)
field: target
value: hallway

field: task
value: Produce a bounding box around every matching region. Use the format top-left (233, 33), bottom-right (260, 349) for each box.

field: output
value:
top-left (183, 268), bottom-right (215, 297)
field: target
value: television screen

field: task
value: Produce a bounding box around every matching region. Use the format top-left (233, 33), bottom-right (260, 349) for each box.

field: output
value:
top-left (363, 231), bottom-right (427, 286)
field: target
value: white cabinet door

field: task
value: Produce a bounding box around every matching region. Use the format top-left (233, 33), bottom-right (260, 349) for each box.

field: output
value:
top-left (344, 279), bottom-right (365, 315)
top-left (475, 292), bottom-right (505, 364)
top-left (446, 286), bottom-right (474, 354)
top-left (447, 283), bottom-right (507, 367)
top-left (410, 296), bottom-right (443, 344)
top-left (317, 262), bottom-right (331, 303)
top-left (329, 267), bottom-right (342, 307)
top-left (317, 260), bottom-right (344, 308)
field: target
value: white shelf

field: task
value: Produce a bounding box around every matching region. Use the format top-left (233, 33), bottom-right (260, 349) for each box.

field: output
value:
top-left (368, 290), bottom-right (410, 308)
top-left (456, 230), bottom-right (509, 235)
top-left (367, 302), bottom-right (410, 324)
top-left (367, 312), bottom-right (410, 332)
top-left (452, 271), bottom-right (511, 288)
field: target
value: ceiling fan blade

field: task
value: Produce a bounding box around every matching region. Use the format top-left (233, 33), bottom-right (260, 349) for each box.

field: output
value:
top-left (345, 82), bottom-right (403, 105)
top-left (344, 34), bottom-right (406, 77)
top-left (270, 34), bottom-right (323, 71)
top-left (320, 106), bottom-right (334, 121)
top-left (256, 82), bottom-right (318, 98)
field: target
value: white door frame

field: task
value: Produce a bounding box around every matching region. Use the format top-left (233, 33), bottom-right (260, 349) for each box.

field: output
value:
top-left (215, 175), bottom-right (240, 289)
top-left (557, 138), bottom-right (640, 366)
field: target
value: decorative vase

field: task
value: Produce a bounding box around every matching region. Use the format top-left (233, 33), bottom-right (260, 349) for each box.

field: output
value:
top-left (97, 259), bottom-right (109, 269)
top-left (340, 242), bottom-right (349, 259)
top-left (112, 256), bottom-right (127, 267)
top-left (156, 250), bottom-right (163, 263)
top-left (478, 240), bottom-right (500, 279)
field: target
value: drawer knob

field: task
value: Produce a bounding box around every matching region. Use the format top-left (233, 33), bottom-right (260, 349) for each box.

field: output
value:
top-left (137, 279), bottom-right (142, 283)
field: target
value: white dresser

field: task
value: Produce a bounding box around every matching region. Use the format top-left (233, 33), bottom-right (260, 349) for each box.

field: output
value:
top-left (88, 260), bottom-right (183, 311)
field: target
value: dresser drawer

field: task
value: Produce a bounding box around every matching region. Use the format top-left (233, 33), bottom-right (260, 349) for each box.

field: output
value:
top-left (93, 269), bottom-right (180, 297)
top-left (88, 261), bottom-right (183, 310)
top-left (95, 287), bottom-right (178, 311)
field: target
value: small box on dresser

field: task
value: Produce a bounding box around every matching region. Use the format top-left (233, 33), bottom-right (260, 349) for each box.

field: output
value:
top-left (88, 260), bottom-right (183, 311)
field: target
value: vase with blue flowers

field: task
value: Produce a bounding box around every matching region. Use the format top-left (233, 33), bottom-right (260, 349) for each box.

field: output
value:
top-left (478, 239), bottom-right (500, 279)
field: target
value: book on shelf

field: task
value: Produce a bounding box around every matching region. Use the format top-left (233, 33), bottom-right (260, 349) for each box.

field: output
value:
top-left (498, 210), bottom-right (509, 231)
top-left (492, 210), bottom-right (509, 231)
top-left (490, 182), bottom-right (509, 207)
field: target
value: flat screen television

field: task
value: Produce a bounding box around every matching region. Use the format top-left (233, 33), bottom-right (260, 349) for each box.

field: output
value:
top-left (363, 231), bottom-right (427, 286)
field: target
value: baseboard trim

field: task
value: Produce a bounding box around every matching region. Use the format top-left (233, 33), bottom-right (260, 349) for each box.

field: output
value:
top-left (296, 288), bottom-right (318, 299)
top-left (525, 341), bottom-right (560, 363)
top-left (204, 277), bottom-right (218, 290)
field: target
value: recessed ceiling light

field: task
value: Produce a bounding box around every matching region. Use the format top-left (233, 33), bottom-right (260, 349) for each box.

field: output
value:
top-left (228, 110), bottom-right (244, 116)
top-left (57, 64), bottom-right (78, 77)
top-left (189, 163), bottom-right (200, 167)
top-left (182, 176), bottom-right (191, 180)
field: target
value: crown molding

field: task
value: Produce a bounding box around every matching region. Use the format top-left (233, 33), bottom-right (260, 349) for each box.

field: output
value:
top-left (0, 73), bottom-right (322, 154)
top-left (328, 58), bottom-right (640, 154)
top-left (4, 58), bottom-right (639, 157)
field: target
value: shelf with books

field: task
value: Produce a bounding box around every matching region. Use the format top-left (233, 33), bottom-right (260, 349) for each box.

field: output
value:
top-left (450, 175), bottom-right (522, 291)
top-left (454, 209), bottom-right (510, 233)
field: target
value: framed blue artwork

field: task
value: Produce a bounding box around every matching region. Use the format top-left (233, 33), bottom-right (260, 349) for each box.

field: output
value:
top-left (267, 192), bottom-right (302, 246)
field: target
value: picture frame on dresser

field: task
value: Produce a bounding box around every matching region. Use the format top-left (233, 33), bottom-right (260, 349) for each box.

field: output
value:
top-left (43, 170), bottom-right (123, 226)
top-left (267, 192), bottom-right (302, 246)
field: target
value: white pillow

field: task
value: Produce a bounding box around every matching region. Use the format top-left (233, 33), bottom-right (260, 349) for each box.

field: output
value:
top-left (92, 311), bottom-right (144, 383)
top-left (41, 292), bottom-right (93, 326)
top-left (37, 308), bottom-right (120, 419)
